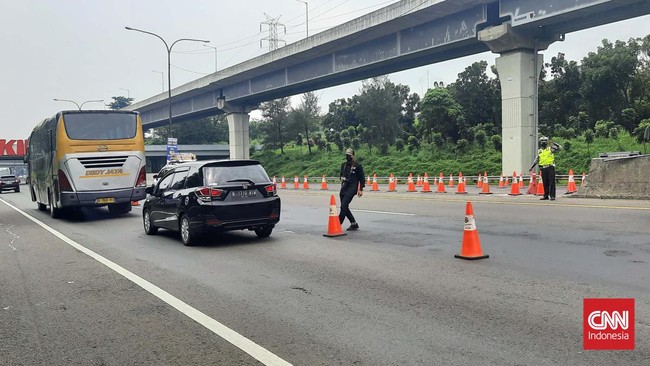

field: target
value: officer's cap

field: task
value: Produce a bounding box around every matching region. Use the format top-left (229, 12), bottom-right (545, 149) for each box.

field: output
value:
top-left (539, 136), bottom-right (548, 142)
top-left (345, 148), bottom-right (355, 156)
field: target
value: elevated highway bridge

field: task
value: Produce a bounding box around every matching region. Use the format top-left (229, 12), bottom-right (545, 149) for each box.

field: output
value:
top-left (126, 0), bottom-right (650, 174)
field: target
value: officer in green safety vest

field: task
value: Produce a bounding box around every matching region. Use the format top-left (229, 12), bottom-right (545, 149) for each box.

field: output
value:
top-left (529, 136), bottom-right (561, 200)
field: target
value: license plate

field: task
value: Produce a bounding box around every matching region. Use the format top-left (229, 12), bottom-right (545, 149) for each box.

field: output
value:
top-left (96, 197), bottom-right (116, 204)
top-left (231, 190), bottom-right (258, 199)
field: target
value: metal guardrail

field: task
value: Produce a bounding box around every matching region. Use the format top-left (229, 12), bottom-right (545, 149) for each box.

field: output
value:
top-left (274, 174), bottom-right (588, 184)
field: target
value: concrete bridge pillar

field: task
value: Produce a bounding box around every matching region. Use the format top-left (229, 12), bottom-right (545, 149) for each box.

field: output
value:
top-left (479, 23), bottom-right (560, 175)
top-left (226, 112), bottom-right (250, 160)
top-left (221, 101), bottom-right (257, 160)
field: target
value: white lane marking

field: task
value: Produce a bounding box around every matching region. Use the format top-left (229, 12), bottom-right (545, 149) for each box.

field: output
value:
top-left (0, 198), bottom-right (292, 366)
top-left (355, 209), bottom-right (415, 216)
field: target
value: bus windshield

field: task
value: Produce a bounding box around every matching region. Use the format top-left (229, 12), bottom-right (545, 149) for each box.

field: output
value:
top-left (63, 113), bottom-right (137, 140)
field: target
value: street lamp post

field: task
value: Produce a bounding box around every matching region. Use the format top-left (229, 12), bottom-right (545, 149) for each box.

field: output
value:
top-left (119, 88), bottom-right (130, 98)
top-left (203, 44), bottom-right (218, 72)
top-left (53, 98), bottom-right (104, 110)
top-left (296, 0), bottom-right (308, 38)
top-left (152, 70), bottom-right (165, 93)
top-left (125, 26), bottom-right (209, 139)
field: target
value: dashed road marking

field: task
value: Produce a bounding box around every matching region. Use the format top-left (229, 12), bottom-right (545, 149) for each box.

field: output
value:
top-left (0, 198), bottom-right (292, 366)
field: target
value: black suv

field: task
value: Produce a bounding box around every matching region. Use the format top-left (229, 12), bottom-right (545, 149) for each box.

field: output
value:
top-left (0, 174), bottom-right (20, 193)
top-left (143, 160), bottom-right (281, 246)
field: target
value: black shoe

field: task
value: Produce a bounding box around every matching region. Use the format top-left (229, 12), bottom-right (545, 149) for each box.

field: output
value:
top-left (347, 223), bottom-right (359, 231)
top-left (550, 197), bottom-right (555, 201)
top-left (540, 197), bottom-right (549, 200)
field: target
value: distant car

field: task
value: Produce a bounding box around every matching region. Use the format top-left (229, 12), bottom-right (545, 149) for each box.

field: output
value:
top-left (0, 174), bottom-right (21, 193)
top-left (143, 159), bottom-right (281, 246)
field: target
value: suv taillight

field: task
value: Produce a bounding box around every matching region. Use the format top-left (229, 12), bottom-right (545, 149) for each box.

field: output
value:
top-left (136, 166), bottom-right (147, 187)
top-left (58, 170), bottom-right (73, 191)
top-left (195, 187), bottom-right (223, 202)
top-left (265, 183), bottom-right (277, 197)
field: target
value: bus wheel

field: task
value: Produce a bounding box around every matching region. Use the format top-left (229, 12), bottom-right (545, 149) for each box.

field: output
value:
top-left (49, 192), bottom-right (61, 219)
top-left (108, 202), bottom-right (132, 214)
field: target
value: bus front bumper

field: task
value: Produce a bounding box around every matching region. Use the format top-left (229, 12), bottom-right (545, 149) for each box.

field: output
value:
top-left (60, 187), bottom-right (147, 207)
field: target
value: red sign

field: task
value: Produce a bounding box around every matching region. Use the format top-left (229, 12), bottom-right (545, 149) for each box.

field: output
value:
top-left (0, 139), bottom-right (29, 157)
top-left (583, 298), bottom-right (635, 350)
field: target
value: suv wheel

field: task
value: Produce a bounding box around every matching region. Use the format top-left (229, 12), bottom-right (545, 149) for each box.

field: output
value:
top-left (180, 215), bottom-right (197, 246)
top-left (254, 225), bottom-right (273, 238)
top-left (143, 209), bottom-right (158, 235)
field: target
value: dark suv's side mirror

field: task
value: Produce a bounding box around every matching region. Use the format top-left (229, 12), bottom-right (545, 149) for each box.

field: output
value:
top-left (145, 186), bottom-right (154, 195)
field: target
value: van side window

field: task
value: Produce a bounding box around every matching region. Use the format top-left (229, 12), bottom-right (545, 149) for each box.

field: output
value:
top-left (185, 167), bottom-right (201, 188)
top-left (157, 173), bottom-right (174, 192)
top-left (170, 169), bottom-right (189, 190)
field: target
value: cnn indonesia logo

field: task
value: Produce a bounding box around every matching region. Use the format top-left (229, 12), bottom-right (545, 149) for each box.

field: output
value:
top-left (583, 298), bottom-right (635, 350)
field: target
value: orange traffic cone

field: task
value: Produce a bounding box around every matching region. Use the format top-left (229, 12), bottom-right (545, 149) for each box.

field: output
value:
top-left (321, 175), bottom-right (328, 190)
top-left (456, 173), bottom-right (468, 194)
top-left (498, 175), bottom-right (505, 188)
top-left (566, 169), bottom-right (577, 194)
top-left (477, 173), bottom-right (483, 188)
top-left (387, 173), bottom-right (396, 192)
top-left (479, 174), bottom-right (492, 194)
top-left (504, 175), bottom-right (509, 187)
top-left (323, 195), bottom-right (346, 237)
top-left (366, 175), bottom-right (371, 187)
top-left (536, 175), bottom-right (545, 196)
top-left (416, 174), bottom-right (421, 187)
top-left (519, 174), bottom-right (524, 189)
top-left (581, 172), bottom-right (586, 187)
top-left (527, 173), bottom-right (537, 194)
top-left (303, 175), bottom-right (310, 189)
top-left (421, 173), bottom-right (432, 193)
top-left (436, 173), bottom-right (447, 193)
top-left (448, 174), bottom-right (454, 188)
top-left (280, 176), bottom-right (287, 189)
top-left (371, 174), bottom-right (380, 191)
top-left (509, 172), bottom-right (522, 196)
top-left (407, 173), bottom-right (417, 192)
top-left (294, 176), bottom-right (299, 189)
top-left (455, 202), bottom-right (489, 260)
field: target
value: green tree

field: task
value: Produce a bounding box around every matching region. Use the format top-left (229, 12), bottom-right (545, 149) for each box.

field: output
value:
top-left (539, 53), bottom-right (582, 130)
top-left (407, 135), bottom-right (419, 153)
top-left (447, 61), bottom-right (500, 129)
top-left (632, 118), bottom-right (650, 143)
top-left (583, 129), bottom-right (595, 156)
top-left (490, 135), bottom-right (502, 151)
top-left (419, 87), bottom-right (465, 142)
top-left (107, 96), bottom-right (134, 110)
top-left (581, 39), bottom-right (640, 122)
top-left (355, 77), bottom-right (403, 155)
top-left (395, 138), bottom-right (405, 152)
top-left (474, 129), bottom-right (487, 150)
top-left (259, 97), bottom-right (291, 153)
top-left (456, 139), bottom-right (469, 155)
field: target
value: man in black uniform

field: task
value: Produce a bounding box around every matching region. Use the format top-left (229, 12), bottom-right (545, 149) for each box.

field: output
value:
top-left (339, 148), bottom-right (365, 230)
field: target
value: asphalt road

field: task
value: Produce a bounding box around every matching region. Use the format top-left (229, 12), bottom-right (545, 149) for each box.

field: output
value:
top-left (1, 186), bottom-right (649, 365)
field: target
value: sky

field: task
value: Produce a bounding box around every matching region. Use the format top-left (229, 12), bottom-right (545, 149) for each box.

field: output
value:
top-left (1, 0), bottom-right (649, 139)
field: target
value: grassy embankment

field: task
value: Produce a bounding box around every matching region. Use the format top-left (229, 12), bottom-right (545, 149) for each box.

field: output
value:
top-left (253, 133), bottom-right (646, 179)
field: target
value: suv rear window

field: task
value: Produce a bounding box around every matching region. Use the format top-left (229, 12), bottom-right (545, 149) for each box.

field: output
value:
top-left (203, 165), bottom-right (269, 185)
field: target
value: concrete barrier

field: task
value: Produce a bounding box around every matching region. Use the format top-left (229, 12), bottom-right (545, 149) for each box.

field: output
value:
top-left (575, 155), bottom-right (650, 199)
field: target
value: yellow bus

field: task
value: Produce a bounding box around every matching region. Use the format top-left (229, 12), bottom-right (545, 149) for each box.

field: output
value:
top-left (26, 110), bottom-right (147, 218)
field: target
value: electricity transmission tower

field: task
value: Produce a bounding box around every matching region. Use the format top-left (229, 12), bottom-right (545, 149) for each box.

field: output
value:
top-left (260, 13), bottom-right (286, 51)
